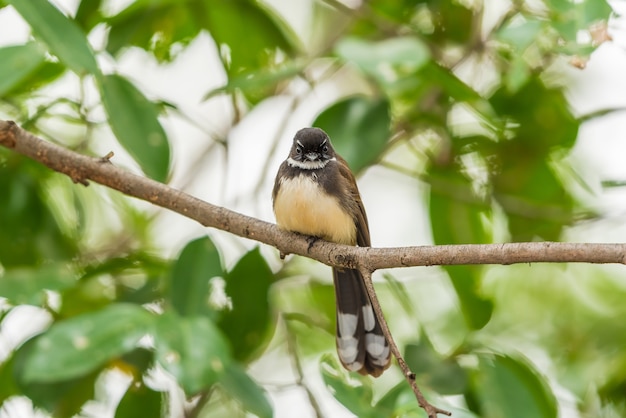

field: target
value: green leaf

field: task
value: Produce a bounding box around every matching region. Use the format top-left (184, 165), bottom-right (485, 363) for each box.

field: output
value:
top-left (428, 163), bottom-right (493, 330)
top-left (154, 311), bottom-right (231, 395)
top-left (115, 381), bottom-right (163, 418)
top-left (200, 0), bottom-right (298, 75)
top-left (497, 18), bottom-right (544, 51)
top-left (204, 61), bottom-right (305, 104)
top-left (308, 280), bottom-right (340, 335)
top-left (494, 158), bottom-right (573, 241)
top-left (99, 74), bottom-right (171, 182)
top-left (168, 236), bottom-right (223, 318)
top-left (382, 272), bottom-right (415, 316)
top-left (6, 0), bottom-right (99, 75)
top-left (428, 167), bottom-right (490, 245)
top-left (105, 0), bottom-right (201, 61)
top-left (351, 0), bottom-right (424, 35)
top-left (0, 156), bottom-right (78, 267)
top-left (444, 266), bottom-right (493, 331)
top-left (420, 61), bottom-right (482, 104)
top-left (81, 252), bottom-right (169, 281)
top-left (405, 342), bottom-right (467, 395)
top-left (1, 61), bottom-right (66, 98)
top-left (59, 276), bottom-right (116, 317)
top-left (0, 43), bottom-right (46, 97)
top-left (545, 0), bottom-right (612, 42)
top-left (505, 54), bottom-right (531, 93)
top-left (75, 0), bottom-right (103, 32)
top-left (470, 353), bottom-right (557, 418)
top-left (14, 338), bottom-right (101, 415)
top-left (579, 0), bottom-right (612, 26)
top-left (21, 304), bottom-right (154, 383)
top-left (217, 248), bottom-right (274, 362)
top-left (107, 254), bottom-right (167, 305)
top-left (488, 77), bottom-right (578, 240)
top-left (278, 279), bottom-right (335, 359)
top-left (64, 255), bottom-right (165, 316)
top-left (0, 264), bottom-right (76, 306)
top-left (0, 355), bottom-right (19, 405)
top-left (320, 354), bottom-right (376, 418)
top-left (20, 371), bottom-right (99, 415)
top-left (335, 36), bottom-right (430, 84)
top-left (375, 382), bottom-right (480, 418)
top-left (118, 347), bottom-right (155, 378)
top-left (490, 76), bottom-right (579, 151)
top-left (426, 1), bottom-right (475, 45)
top-left (219, 363), bottom-right (273, 418)
top-left (373, 381), bottom-right (412, 416)
top-left (106, 0), bottom-right (298, 69)
top-left (313, 96), bottom-right (391, 173)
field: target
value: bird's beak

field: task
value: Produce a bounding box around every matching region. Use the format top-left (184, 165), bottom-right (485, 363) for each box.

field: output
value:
top-left (305, 152), bottom-right (319, 161)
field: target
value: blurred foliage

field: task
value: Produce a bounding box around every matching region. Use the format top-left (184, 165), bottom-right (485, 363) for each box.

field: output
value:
top-left (0, 0), bottom-right (621, 417)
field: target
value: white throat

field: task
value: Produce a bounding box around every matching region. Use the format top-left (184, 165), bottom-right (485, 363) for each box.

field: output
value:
top-left (287, 157), bottom-right (335, 170)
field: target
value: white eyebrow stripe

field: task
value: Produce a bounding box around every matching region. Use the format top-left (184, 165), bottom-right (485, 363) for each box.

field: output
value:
top-left (296, 140), bottom-right (304, 147)
top-left (321, 138), bottom-right (327, 146)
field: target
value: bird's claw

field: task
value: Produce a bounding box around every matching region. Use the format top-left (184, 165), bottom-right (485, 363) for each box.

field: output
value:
top-left (306, 236), bottom-right (319, 253)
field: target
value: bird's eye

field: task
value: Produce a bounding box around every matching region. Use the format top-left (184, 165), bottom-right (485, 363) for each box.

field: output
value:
top-left (322, 145), bottom-right (329, 153)
top-left (296, 146), bottom-right (302, 154)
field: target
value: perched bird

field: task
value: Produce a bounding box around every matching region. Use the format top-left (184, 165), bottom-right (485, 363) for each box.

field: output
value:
top-left (272, 127), bottom-right (391, 376)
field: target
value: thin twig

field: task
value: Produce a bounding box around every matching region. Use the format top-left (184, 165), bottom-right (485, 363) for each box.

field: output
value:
top-left (185, 388), bottom-right (213, 418)
top-left (283, 315), bottom-right (325, 418)
top-left (358, 267), bottom-right (451, 417)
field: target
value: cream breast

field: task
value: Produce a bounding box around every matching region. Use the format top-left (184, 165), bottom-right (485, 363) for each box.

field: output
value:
top-left (273, 174), bottom-right (356, 245)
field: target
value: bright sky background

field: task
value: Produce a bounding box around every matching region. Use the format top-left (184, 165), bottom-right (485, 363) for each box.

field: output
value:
top-left (2, 1), bottom-right (626, 417)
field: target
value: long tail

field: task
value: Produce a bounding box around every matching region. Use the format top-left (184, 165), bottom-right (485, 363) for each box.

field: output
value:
top-left (332, 267), bottom-right (391, 377)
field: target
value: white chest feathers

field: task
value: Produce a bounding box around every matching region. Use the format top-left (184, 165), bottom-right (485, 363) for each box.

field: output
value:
top-left (274, 174), bottom-right (356, 245)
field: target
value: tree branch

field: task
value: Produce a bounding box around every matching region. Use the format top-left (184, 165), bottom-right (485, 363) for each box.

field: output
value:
top-left (1, 120), bottom-right (625, 271)
top-left (2, 119), bottom-right (626, 418)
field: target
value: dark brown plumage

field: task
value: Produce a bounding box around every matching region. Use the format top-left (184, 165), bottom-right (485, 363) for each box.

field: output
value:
top-left (272, 127), bottom-right (391, 376)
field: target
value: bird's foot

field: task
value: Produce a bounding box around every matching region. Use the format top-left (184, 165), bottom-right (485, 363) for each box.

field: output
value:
top-left (306, 235), bottom-right (319, 253)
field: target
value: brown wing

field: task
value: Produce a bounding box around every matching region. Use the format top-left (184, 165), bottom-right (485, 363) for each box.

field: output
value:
top-left (332, 156), bottom-right (390, 377)
top-left (335, 154), bottom-right (370, 247)
top-left (271, 161), bottom-right (288, 206)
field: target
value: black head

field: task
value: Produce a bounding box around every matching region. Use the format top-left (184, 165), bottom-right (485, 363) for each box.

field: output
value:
top-left (289, 127), bottom-right (336, 164)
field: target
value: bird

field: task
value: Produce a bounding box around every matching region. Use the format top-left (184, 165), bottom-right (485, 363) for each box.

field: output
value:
top-left (272, 127), bottom-right (391, 377)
